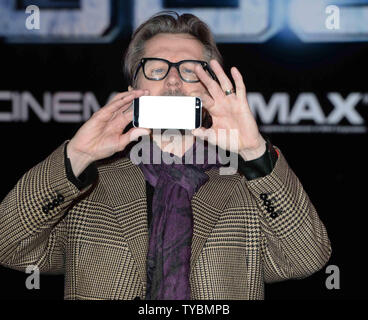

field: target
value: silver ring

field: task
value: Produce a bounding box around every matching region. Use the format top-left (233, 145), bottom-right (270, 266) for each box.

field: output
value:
top-left (224, 88), bottom-right (235, 96)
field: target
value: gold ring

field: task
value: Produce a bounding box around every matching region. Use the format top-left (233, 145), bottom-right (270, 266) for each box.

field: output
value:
top-left (224, 88), bottom-right (235, 96)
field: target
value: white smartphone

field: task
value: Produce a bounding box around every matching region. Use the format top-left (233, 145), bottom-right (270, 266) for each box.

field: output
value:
top-left (133, 96), bottom-right (202, 129)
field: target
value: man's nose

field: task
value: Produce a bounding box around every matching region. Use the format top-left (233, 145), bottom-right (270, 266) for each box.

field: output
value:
top-left (165, 66), bottom-right (182, 88)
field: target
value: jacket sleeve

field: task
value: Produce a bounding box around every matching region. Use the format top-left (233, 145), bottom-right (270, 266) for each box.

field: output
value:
top-left (244, 148), bottom-right (332, 283)
top-left (0, 141), bottom-right (93, 274)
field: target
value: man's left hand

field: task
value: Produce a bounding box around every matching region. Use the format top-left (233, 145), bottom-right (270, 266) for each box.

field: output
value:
top-left (191, 59), bottom-right (266, 161)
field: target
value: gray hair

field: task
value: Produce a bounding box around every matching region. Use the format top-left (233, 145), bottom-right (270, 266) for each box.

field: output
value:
top-left (123, 11), bottom-right (223, 87)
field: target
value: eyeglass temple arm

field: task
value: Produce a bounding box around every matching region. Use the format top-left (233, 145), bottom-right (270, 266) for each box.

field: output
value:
top-left (133, 61), bottom-right (143, 81)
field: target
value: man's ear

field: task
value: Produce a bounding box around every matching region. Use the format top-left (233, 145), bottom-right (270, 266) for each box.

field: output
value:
top-left (128, 85), bottom-right (133, 92)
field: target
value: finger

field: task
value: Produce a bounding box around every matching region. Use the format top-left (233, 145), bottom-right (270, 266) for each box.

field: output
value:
top-left (230, 67), bottom-right (246, 101)
top-left (99, 94), bottom-right (134, 118)
top-left (210, 60), bottom-right (234, 94)
top-left (101, 111), bottom-right (129, 138)
top-left (188, 91), bottom-right (215, 111)
top-left (191, 127), bottom-right (217, 145)
top-left (194, 63), bottom-right (223, 99)
top-left (122, 109), bottom-right (134, 127)
top-left (113, 89), bottom-right (150, 121)
top-left (110, 89), bottom-right (149, 103)
top-left (112, 108), bottom-right (133, 124)
top-left (102, 90), bottom-right (146, 119)
top-left (95, 99), bottom-right (133, 128)
top-left (109, 89), bottom-right (148, 111)
top-left (110, 91), bottom-right (132, 103)
top-left (122, 101), bottom-right (134, 115)
top-left (121, 89), bottom-right (150, 115)
top-left (118, 127), bottom-right (151, 150)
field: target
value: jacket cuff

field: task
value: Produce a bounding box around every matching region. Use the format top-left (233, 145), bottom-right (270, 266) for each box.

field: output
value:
top-left (238, 139), bottom-right (278, 180)
top-left (64, 142), bottom-right (98, 190)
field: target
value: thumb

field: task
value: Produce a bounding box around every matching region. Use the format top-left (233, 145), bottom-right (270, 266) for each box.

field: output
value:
top-left (129, 127), bottom-right (151, 142)
top-left (191, 127), bottom-right (206, 138)
top-left (117, 127), bottom-right (151, 152)
top-left (191, 127), bottom-right (217, 145)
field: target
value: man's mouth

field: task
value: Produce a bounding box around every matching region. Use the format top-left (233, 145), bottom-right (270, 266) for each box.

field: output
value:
top-left (161, 89), bottom-right (186, 96)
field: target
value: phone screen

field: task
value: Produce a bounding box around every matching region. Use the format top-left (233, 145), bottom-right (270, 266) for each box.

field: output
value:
top-left (133, 96), bottom-right (201, 129)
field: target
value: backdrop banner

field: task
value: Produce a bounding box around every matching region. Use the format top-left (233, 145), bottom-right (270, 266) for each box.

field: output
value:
top-left (0, 0), bottom-right (367, 300)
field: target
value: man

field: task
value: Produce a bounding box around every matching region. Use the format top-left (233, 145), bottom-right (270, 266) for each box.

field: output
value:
top-left (0, 12), bottom-right (331, 300)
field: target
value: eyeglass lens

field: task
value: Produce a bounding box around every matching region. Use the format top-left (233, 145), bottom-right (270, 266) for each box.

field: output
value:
top-left (144, 60), bottom-right (202, 82)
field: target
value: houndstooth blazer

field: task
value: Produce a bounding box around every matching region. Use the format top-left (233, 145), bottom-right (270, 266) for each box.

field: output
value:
top-left (0, 141), bottom-right (331, 300)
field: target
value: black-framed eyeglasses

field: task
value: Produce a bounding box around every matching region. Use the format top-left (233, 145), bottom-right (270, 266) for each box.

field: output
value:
top-left (133, 57), bottom-right (218, 83)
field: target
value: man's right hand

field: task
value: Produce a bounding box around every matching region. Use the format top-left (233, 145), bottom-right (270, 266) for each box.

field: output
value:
top-left (66, 90), bottom-right (150, 177)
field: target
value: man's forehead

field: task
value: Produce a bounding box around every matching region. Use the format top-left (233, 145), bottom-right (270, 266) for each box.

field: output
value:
top-left (143, 33), bottom-right (205, 60)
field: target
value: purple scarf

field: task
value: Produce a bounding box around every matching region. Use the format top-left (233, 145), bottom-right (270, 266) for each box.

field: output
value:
top-left (130, 138), bottom-right (221, 300)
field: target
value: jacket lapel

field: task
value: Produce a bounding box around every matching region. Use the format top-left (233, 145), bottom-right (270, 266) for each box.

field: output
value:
top-left (190, 168), bottom-right (242, 275)
top-left (112, 158), bottom-right (149, 288)
top-left (112, 158), bottom-right (242, 288)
